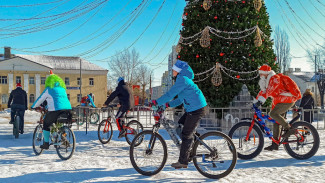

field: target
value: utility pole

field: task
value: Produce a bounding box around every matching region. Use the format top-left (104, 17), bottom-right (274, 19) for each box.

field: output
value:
top-left (315, 55), bottom-right (318, 108)
top-left (79, 58), bottom-right (82, 105)
top-left (149, 75), bottom-right (152, 101)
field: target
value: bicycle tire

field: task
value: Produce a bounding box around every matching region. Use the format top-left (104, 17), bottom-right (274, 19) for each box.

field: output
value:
top-left (89, 112), bottom-right (100, 124)
top-left (98, 120), bottom-right (113, 144)
top-left (13, 116), bottom-right (20, 139)
top-left (56, 126), bottom-right (76, 160)
top-left (228, 121), bottom-right (264, 160)
top-left (192, 131), bottom-right (237, 179)
top-left (32, 124), bottom-right (44, 155)
top-left (283, 121), bottom-right (320, 160)
top-left (130, 130), bottom-right (168, 176)
top-left (125, 120), bottom-right (144, 145)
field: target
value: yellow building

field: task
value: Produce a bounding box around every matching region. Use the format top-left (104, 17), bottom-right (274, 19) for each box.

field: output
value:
top-left (0, 47), bottom-right (108, 110)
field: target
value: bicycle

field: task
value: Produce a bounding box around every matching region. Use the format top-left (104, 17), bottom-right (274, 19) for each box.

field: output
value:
top-left (98, 105), bottom-right (144, 145)
top-left (12, 109), bottom-right (22, 139)
top-left (129, 106), bottom-right (237, 179)
top-left (32, 107), bottom-right (76, 160)
top-left (228, 104), bottom-right (320, 160)
top-left (76, 105), bottom-right (99, 125)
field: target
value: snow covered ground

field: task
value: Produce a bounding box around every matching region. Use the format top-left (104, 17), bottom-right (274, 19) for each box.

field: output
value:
top-left (0, 110), bottom-right (325, 183)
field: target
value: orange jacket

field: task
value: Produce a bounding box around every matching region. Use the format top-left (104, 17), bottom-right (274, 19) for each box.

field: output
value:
top-left (256, 73), bottom-right (301, 109)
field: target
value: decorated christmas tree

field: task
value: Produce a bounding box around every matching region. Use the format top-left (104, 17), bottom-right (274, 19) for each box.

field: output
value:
top-left (177, 0), bottom-right (278, 107)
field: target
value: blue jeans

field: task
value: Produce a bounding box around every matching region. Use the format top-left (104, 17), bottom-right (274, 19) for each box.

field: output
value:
top-left (10, 104), bottom-right (25, 132)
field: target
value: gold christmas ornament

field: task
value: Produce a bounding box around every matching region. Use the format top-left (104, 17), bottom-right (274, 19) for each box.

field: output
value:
top-left (203, 0), bottom-right (212, 11)
top-left (254, 27), bottom-right (262, 47)
top-left (211, 63), bottom-right (222, 86)
top-left (176, 44), bottom-right (182, 53)
top-left (253, 0), bottom-right (262, 11)
top-left (200, 27), bottom-right (211, 48)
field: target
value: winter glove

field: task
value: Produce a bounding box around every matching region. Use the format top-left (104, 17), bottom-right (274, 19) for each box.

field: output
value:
top-left (254, 100), bottom-right (263, 107)
top-left (149, 100), bottom-right (158, 107)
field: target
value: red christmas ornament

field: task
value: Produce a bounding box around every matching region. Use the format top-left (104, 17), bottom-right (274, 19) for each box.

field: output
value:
top-left (244, 40), bottom-right (246, 42)
top-left (249, 54), bottom-right (251, 56)
top-left (182, 23), bottom-right (184, 26)
top-left (198, 14), bottom-right (200, 16)
top-left (230, 42), bottom-right (232, 45)
top-left (231, 51), bottom-right (234, 54)
top-left (236, 75), bottom-right (240, 78)
top-left (275, 57), bottom-right (277, 61)
top-left (220, 53), bottom-right (225, 56)
top-left (242, 1), bottom-right (245, 3)
top-left (225, 60), bottom-right (227, 63)
top-left (252, 59), bottom-right (255, 61)
top-left (196, 54), bottom-right (199, 58)
top-left (237, 15), bottom-right (239, 18)
top-left (210, 38), bottom-right (212, 41)
top-left (214, 16), bottom-right (218, 19)
top-left (185, 12), bottom-right (188, 16)
top-left (177, 55), bottom-right (181, 58)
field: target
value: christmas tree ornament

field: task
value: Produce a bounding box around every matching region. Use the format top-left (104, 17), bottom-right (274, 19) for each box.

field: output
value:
top-left (203, 0), bottom-right (212, 11)
top-left (211, 63), bottom-right (222, 86)
top-left (253, 0), bottom-right (262, 11)
top-left (176, 44), bottom-right (182, 54)
top-left (254, 27), bottom-right (262, 47)
top-left (200, 27), bottom-right (211, 48)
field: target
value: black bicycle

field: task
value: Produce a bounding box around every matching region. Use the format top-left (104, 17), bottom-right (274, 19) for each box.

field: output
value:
top-left (129, 106), bottom-right (237, 179)
top-left (32, 107), bottom-right (76, 160)
top-left (12, 109), bottom-right (22, 139)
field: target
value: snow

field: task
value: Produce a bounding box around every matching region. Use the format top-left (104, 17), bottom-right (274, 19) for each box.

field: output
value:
top-left (0, 110), bottom-right (325, 183)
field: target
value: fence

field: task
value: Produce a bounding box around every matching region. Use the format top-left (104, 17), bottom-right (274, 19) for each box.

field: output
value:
top-left (73, 106), bottom-right (325, 133)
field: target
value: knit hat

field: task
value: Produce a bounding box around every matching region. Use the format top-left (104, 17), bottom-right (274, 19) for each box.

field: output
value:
top-left (117, 77), bottom-right (124, 83)
top-left (16, 83), bottom-right (22, 87)
top-left (259, 64), bottom-right (272, 75)
top-left (172, 60), bottom-right (188, 73)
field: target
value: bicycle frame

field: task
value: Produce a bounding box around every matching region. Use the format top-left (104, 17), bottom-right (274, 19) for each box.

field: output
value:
top-left (250, 104), bottom-right (303, 145)
top-left (102, 107), bottom-right (135, 135)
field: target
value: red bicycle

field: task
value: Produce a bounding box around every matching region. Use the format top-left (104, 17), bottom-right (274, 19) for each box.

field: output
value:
top-left (98, 105), bottom-right (143, 145)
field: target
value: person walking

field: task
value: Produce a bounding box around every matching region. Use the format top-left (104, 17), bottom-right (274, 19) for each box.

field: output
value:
top-left (299, 89), bottom-right (315, 123)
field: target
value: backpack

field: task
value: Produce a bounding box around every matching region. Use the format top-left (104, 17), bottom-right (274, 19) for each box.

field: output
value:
top-left (278, 73), bottom-right (301, 99)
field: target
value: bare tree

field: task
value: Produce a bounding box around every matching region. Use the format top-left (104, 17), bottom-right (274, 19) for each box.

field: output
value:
top-left (108, 48), bottom-right (142, 86)
top-left (274, 26), bottom-right (291, 73)
top-left (137, 65), bottom-right (153, 105)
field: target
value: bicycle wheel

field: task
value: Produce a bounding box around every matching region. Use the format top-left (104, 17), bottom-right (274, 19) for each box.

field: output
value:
top-left (13, 116), bottom-right (20, 139)
top-left (98, 120), bottom-right (113, 144)
top-left (32, 124), bottom-right (44, 155)
top-left (283, 121), bottom-right (320, 160)
top-left (192, 131), bottom-right (237, 179)
top-left (228, 121), bottom-right (264, 160)
top-left (125, 120), bottom-right (144, 145)
top-left (130, 130), bottom-right (168, 176)
top-left (56, 126), bottom-right (76, 160)
top-left (89, 112), bottom-right (100, 124)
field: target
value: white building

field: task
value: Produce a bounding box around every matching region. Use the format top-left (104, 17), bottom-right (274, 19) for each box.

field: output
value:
top-left (146, 86), bottom-right (162, 100)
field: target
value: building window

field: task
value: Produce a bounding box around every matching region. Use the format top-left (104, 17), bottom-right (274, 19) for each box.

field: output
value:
top-left (65, 77), bottom-right (70, 86)
top-left (89, 78), bottom-right (94, 86)
top-left (29, 77), bottom-right (35, 84)
top-left (77, 78), bottom-right (80, 85)
top-left (0, 76), bottom-right (7, 84)
top-left (77, 94), bottom-right (81, 103)
top-left (41, 77), bottom-right (46, 85)
top-left (1, 94), bottom-right (8, 104)
top-left (16, 76), bottom-right (21, 84)
top-left (29, 94), bottom-right (35, 103)
top-left (67, 94), bottom-right (70, 101)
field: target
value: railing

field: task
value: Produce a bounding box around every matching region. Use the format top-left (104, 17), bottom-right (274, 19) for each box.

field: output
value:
top-left (72, 106), bottom-right (325, 133)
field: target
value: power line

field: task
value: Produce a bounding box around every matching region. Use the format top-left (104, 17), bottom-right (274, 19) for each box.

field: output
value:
top-left (0, 0), bottom-right (65, 8)
top-left (297, 0), bottom-right (325, 33)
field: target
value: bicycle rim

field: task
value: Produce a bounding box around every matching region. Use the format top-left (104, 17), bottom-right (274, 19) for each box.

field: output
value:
top-left (98, 120), bottom-right (113, 144)
top-left (130, 131), bottom-right (167, 176)
top-left (56, 127), bottom-right (76, 160)
top-left (193, 132), bottom-right (237, 179)
top-left (125, 120), bottom-right (143, 145)
top-left (32, 125), bottom-right (44, 155)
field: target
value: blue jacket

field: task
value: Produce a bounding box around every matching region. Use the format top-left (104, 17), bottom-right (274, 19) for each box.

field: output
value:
top-left (156, 65), bottom-right (207, 112)
top-left (81, 94), bottom-right (96, 108)
top-left (32, 83), bottom-right (72, 111)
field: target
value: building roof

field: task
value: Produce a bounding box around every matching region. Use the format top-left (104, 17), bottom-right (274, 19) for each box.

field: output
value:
top-left (310, 73), bottom-right (325, 82)
top-left (290, 72), bottom-right (315, 82)
top-left (14, 54), bottom-right (107, 71)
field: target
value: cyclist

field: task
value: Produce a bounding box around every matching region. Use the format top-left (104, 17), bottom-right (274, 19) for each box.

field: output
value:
top-left (8, 83), bottom-right (27, 134)
top-left (81, 93), bottom-right (96, 108)
top-left (254, 64), bottom-right (301, 151)
top-left (151, 60), bottom-right (207, 169)
top-left (103, 77), bottom-right (133, 138)
top-left (31, 71), bottom-right (72, 150)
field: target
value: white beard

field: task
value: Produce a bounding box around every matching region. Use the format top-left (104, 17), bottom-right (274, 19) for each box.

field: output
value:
top-left (259, 76), bottom-right (267, 92)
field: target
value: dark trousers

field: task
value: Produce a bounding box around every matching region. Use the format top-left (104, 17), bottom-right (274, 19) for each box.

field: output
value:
top-left (178, 107), bottom-right (206, 165)
top-left (43, 111), bottom-right (63, 131)
top-left (10, 104), bottom-right (25, 132)
top-left (115, 107), bottom-right (128, 129)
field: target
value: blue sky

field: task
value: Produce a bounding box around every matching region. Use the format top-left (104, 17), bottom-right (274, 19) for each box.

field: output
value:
top-left (0, 0), bottom-right (324, 87)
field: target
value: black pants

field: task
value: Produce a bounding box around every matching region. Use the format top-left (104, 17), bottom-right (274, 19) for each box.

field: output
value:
top-left (115, 107), bottom-right (128, 129)
top-left (178, 107), bottom-right (206, 165)
top-left (43, 111), bottom-right (63, 131)
top-left (10, 104), bottom-right (25, 132)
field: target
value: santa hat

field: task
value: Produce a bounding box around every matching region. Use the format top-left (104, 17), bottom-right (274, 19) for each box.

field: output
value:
top-left (259, 64), bottom-right (272, 75)
top-left (172, 60), bottom-right (188, 73)
top-left (16, 83), bottom-right (22, 87)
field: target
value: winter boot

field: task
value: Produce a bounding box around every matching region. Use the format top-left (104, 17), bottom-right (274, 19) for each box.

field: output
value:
top-left (118, 129), bottom-right (126, 139)
top-left (282, 127), bottom-right (296, 138)
top-left (264, 142), bottom-right (279, 151)
top-left (40, 142), bottom-right (50, 150)
top-left (171, 161), bottom-right (188, 169)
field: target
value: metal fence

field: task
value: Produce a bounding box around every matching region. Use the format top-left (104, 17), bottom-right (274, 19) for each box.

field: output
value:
top-left (73, 106), bottom-right (325, 133)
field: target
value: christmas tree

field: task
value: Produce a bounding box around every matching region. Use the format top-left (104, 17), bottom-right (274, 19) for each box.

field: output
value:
top-left (178, 0), bottom-right (278, 107)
